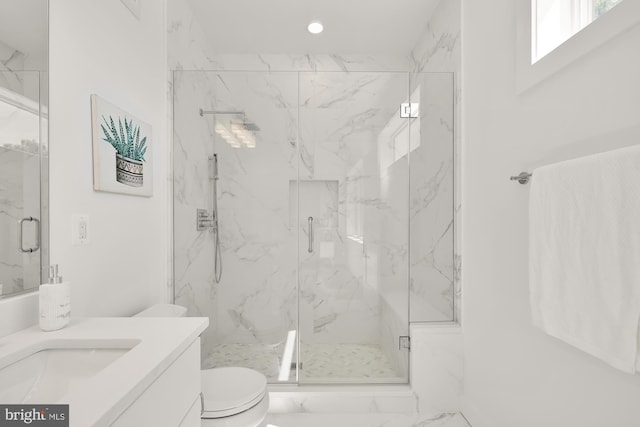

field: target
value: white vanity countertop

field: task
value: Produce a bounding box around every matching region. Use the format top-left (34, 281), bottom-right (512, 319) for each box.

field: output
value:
top-left (0, 316), bottom-right (209, 427)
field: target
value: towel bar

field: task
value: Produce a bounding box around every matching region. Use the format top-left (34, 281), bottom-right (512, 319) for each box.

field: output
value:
top-left (510, 172), bottom-right (532, 185)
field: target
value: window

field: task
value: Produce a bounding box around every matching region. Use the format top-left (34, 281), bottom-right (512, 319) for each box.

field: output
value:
top-left (533, 0), bottom-right (624, 62)
top-left (516, 0), bottom-right (639, 92)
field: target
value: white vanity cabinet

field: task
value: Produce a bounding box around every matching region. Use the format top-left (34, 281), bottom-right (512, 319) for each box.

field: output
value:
top-left (0, 317), bottom-right (208, 426)
top-left (111, 338), bottom-right (201, 427)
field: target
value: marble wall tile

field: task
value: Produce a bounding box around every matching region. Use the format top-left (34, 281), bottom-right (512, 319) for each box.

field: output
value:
top-left (410, 324), bottom-right (463, 415)
top-left (167, 0), bottom-right (216, 302)
top-left (173, 70), bottom-right (221, 358)
top-left (409, 0), bottom-right (461, 74)
top-left (167, 0), bottom-right (212, 71)
top-left (408, 0), bottom-right (461, 323)
top-left (0, 40), bottom-right (25, 95)
top-left (206, 53), bottom-right (411, 73)
top-left (409, 73), bottom-right (455, 322)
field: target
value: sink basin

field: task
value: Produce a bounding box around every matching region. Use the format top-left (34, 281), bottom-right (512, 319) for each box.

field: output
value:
top-left (0, 343), bottom-right (138, 403)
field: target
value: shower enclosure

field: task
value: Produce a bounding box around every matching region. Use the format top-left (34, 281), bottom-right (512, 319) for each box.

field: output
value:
top-left (173, 70), bottom-right (454, 384)
top-left (0, 71), bottom-right (48, 298)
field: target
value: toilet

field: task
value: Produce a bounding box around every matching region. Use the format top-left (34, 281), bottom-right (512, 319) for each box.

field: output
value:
top-left (135, 304), bottom-right (269, 427)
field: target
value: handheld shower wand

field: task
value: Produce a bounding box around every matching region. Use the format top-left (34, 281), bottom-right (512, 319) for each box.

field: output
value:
top-left (210, 154), bottom-right (222, 283)
top-left (211, 154), bottom-right (219, 181)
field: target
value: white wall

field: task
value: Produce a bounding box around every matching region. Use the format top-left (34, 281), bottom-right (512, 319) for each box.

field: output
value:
top-left (48, 0), bottom-right (168, 317)
top-left (462, 1), bottom-right (640, 426)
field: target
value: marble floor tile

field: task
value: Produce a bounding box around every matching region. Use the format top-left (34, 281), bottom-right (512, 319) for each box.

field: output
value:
top-left (261, 412), bottom-right (471, 427)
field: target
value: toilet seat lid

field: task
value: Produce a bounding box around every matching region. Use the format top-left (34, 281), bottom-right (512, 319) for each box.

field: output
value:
top-left (201, 367), bottom-right (267, 418)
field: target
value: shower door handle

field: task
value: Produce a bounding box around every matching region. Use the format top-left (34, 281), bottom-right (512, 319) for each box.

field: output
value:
top-left (308, 216), bottom-right (314, 253)
top-left (18, 217), bottom-right (40, 253)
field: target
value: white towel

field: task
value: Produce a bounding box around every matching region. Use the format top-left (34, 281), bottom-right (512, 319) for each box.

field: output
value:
top-left (529, 145), bottom-right (640, 373)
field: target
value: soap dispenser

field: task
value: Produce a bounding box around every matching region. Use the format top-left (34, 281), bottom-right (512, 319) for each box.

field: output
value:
top-left (39, 265), bottom-right (71, 331)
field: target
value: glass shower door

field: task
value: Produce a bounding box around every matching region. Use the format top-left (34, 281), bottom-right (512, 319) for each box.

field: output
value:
top-left (409, 72), bottom-right (456, 323)
top-left (173, 70), bottom-right (454, 384)
top-left (0, 71), bottom-right (43, 297)
top-left (297, 72), bottom-right (411, 383)
top-left (173, 71), bottom-right (300, 383)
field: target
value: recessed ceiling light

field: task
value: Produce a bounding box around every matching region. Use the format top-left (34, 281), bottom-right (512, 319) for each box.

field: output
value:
top-left (307, 20), bottom-right (323, 34)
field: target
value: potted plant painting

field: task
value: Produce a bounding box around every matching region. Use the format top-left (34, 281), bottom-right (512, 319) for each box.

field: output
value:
top-left (100, 115), bottom-right (147, 187)
top-left (91, 94), bottom-right (153, 196)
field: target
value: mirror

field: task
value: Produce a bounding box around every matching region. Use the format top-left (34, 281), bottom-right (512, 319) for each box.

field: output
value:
top-left (0, 0), bottom-right (48, 298)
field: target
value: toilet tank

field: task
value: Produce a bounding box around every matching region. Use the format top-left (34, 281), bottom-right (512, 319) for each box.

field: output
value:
top-left (134, 304), bottom-right (187, 317)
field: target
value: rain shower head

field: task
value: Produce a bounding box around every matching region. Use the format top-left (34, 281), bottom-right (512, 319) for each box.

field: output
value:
top-left (231, 119), bottom-right (260, 134)
top-left (238, 120), bottom-right (260, 132)
top-left (218, 116), bottom-right (256, 149)
top-left (199, 109), bottom-right (260, 131)
top-left (201, 109), bottom-right (259, 148)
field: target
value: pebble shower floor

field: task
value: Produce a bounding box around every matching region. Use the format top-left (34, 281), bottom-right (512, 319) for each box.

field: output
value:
top-left (203, 342), bottom-right (404, 383)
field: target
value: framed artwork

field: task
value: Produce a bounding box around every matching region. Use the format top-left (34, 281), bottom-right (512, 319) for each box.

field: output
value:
top-left (91, 94), bottom-right (153, 197)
